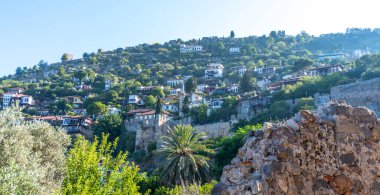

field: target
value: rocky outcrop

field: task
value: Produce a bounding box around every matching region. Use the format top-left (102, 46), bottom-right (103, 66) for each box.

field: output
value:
top-left (215, 101), bottom-right (380, 194)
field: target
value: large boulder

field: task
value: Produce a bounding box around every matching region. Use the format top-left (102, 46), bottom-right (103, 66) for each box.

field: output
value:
top-left (215, 101), bottom-right (380, 194)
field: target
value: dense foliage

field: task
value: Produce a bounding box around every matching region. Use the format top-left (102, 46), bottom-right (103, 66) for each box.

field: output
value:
top-left (61, 134), bottom-right (142, 194)
top-left (93, 113), bottom-right (124, 142)
top-left (211, 124), bottom-right (262, 178)
top-left (0, 107), bottom-right (70, 194)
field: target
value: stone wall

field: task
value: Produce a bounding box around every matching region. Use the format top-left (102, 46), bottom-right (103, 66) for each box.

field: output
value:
top-left (194, 121), bottom-right (231, 138)
top-left (214, 101), bottom-right (380, 194)
top-left (125, 117), bottom-right (232, 152)
top-left (331, 77), bottom-right (380, 116)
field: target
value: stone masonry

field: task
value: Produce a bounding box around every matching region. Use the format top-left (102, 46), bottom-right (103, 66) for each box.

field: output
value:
top-left (214, 101), bottom-right (380, 194)
top-left (331, 77), bottom-right (380, 116)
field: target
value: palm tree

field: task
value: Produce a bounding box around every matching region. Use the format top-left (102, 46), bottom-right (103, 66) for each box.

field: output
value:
top-left (155, 125), bottom-right (214, 186)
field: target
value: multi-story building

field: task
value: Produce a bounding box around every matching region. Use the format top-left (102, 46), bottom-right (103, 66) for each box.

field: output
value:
top-left (128, 95), bottom-right (145, 105)
top-left (205, 63), bottom-right (224, 79)
top-left (227, 84), bottom-right (239, 93)
top-left (317, 53), bottom-right (346, 61)
top-left (166, 79), bottom-right (184, 87)
top-left (254, 66), bottom-right (276, 75)
top-left (63, 96), bottom-right (83, 108)
top-left (197, 84), bottom-right (209, 93)
top-left (126, 109), bottom-right (172, 127)
top-left (27, 115), bottom-right (93, 134)
top-left (237, 94), bottom-right (270, 120)
top-left (169, 88), bottom-right (183, 96)
top-left (180, 44), bottom-right (203, 53)
top-left (266, 77), bottom-right (302, 92)
top-left (305, 65), bottom-right (343, 77)
top-left (3, 93), bottom-right (33, 108)
top-left (162, 103), bottom-right (179, 113)
top-left (230, 65), bottom-right (247, 76)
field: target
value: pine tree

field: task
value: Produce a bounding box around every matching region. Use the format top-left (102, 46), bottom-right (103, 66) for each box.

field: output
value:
top-left (240, 71), bottom-right (256, 93)
top-left (184, 77), bottom-right (197, 94)
top-left (230, 30), bottom-right (235, 38)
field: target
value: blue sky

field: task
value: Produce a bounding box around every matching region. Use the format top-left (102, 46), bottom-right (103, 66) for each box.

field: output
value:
top-left (1, 0), bottom-right (380, 76)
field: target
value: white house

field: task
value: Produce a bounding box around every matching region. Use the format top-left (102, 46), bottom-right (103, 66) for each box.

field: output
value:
top-left (128, 95), bottom-right (144, 105)
top-left (227, 84), bottom-right (239, 93)
top-left (108, 106), bottom-right (121, 114)
top-left (230, 65), bottom-right (247, 76)
top-left (167, 79), bottom-right (184, 87)
top-left (162, 103), bottom-right (179, 113)
top-left (180, 44), bottom-right (203, 53)
top-left (254, 66), bottom-right (276, 75)
top-left (169, 88), bottom-right (183, 96)
top-left (3, 93), bottom-right (33, 108)
top-left (197, 84), bottom-right (209, 93)
top-left (229, 47), bottom-right (240, 53)
top-left (205, 63), bottom-right (224, 79)
top-left (105, 80), bottom-right (112, 90)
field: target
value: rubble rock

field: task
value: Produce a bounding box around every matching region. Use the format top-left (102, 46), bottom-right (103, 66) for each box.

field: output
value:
top-left (215, 101), bottom-right (380, 194)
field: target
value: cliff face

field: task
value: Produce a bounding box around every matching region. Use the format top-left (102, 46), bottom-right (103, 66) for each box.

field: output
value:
top-left (214, 101), bottom-right (380, 195)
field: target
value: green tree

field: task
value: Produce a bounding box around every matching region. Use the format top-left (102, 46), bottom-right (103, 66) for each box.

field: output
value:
top-left (104, 90), bottom-right (119, 104)
top-left (184, 77), bottom-right (197, 94)
top-left (50, 99), bottom-right (72, 115)
top-left (61, 134), bottom-right (142, 195)
top-left (230, 30), bottom-right (235, 38)
top-left (0, 107), bottom-right (70, 194)
top-left (182, 96), bottom-right (190, 115)
top-left (58, 66), bottom-right (65, 77)
top-left (89, 56), bottom-right (98, 65)
top-left (151, 87), bottom-right (165, 98)
top-left (293, 58), bottom-right (313, 72)
top-left (86, 101), bottom-right (108, 117)
top-left (155, 97), bottom-right (162, 115)
top-left (361, 67), bottom-right (380, 80)
top-left (37, 60), bottom-right (48, 70)
top-left (15, 67), bottom-right (23, 75)
top-left (240, 71), bottom-right (256, 93)
top-left (93, 114), bottom-right (123, 142)
top-left (74, 70), bottom-right (88, 82)
top-left (86, 68), bottom-right (96, 81)
top-left (190, 104), bottom-right (208, 124)
top-left (145, 95), bottom-right (157, 109)
top-left (61, 53), bottom-right (73, 61)
top-left (155, 125), bottom-right (214, 186)
top-left (212, 124), bottom-right (261, 178)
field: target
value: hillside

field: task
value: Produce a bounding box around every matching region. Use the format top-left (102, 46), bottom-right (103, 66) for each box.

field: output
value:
top-left (2, 28), bottom-right (380, 194)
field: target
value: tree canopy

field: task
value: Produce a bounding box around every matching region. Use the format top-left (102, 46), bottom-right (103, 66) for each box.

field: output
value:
top-left (0, 107), bottom-right (70, 194)
top-left (61, 134), bottom-right (142, 194)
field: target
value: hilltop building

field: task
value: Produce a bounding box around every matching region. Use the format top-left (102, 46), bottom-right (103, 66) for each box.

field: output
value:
top-left (205, 63), bottom-right (224, 79)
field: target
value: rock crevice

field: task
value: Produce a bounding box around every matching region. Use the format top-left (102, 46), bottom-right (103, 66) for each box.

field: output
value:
top-left (214, 101), bottom-right (380, 195)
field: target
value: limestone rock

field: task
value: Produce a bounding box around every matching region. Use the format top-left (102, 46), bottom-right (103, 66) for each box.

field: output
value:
top-left (215, 101), bottom-right (380, 194)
